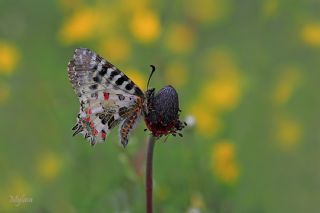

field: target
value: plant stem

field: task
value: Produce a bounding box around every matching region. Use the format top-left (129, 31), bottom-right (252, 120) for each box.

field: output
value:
top-left (146, 135), bottom-right (156, 213)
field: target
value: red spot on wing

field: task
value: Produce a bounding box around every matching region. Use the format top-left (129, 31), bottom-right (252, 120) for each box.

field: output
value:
top-left (101, 130), bottom-right (107, 140)
top-left (87, 108), bottom-right (92, 114)
top-left (93, 129), bottom-right (98, 136)
top-left (103, 92), bottom-right (109, 101)
top-left (85, 117), bottom-right (91, 122)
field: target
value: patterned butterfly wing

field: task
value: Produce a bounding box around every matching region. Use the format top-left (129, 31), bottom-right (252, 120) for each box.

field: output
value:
top-left (68, 48), bottom-right (145, 146)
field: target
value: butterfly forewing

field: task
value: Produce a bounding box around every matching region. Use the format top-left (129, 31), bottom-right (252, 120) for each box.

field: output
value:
top-left (68, 48), bottom-right (144, 146)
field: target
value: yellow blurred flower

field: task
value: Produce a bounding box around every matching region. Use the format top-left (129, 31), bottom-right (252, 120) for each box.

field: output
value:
top-left (0, 176), bottom-right (30, 210)
top-left (130, 10), bottom-right (160, 43)
top-left (59, 7), bottom-right (102, 44)
top-left (201, 71), bottom-right (242, 112)
top-left (0, 83), bottom-right (11, 105)
top-left (276, 117), bottom-right (302, 151)
top-left (100, 36), bottom-right (131, 63)
top-left (164, 61), bottom-right (188, 88)
top-left (7, 176), bottom-right (30, 196)
top-left (205, 49), bottom-right (239, 74)
top-left (0, 41), bottom-right (20, 74)
top-left (190, 49), bottom-right (242, 137)
top-left (301, 23), bottom-right (320, 47)
top-left (185, 0), bottom-right (231, 24)
top-left (37, 151), bottom-right (62, 181)
top-left (165, 24), bottom-right (196, 54)
top-left (212, 140), bottom-right (239, 184)
top-left (125, 69), bottom-right (146, 91)
top-left (202, 76), bottom-right (241, 112)
top-left (200, 49), bottom-right (243, 111)
top-left (273, 66), bottom-right (301, 105)
top-left (262, 0), bottom-right (279, 17)
top-left (190, 102), bottom-right (222, 137)
top-left (190, 192), bottom-right (205, 209)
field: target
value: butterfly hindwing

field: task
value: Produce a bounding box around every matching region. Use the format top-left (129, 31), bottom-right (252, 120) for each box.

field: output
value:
top-left (68, 48), bottom-right (144, 146)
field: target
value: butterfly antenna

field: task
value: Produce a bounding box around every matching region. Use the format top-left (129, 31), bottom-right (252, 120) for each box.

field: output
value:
top-left (147, 65), bottom-right (156, 89)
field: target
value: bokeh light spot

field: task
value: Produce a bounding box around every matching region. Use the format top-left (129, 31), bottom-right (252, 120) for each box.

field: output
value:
top-left (185, 0), bottom-right (231, 24)
top-left (211, 140), bottom-right (239, 184)
top-left (262, 0), bottom-right (279, 17)
top-left (273, 66), bottom-right (301, 105)
top-left (37, 152), bottom-right (62, 181)
top-left (164, 62), bottom-right (188, 88)
top-left (130, 10), bottom-right (161, 43)
top-left (0, 41), bottom-right (20, 74)
top-left (165, 24), bottom-right (196, 54)
top-left (190, 103), bottom-right (222, 137)
top-left (301, 23), bottom-right (320, 47)
top-left (200, 49), bottom-right (243, 111)
top-left (59, 7), bottom-right (102, 44)
top-left (276, 117), bottom-right (302, 151)
top-left (100, 37), bottom-right (131, 63)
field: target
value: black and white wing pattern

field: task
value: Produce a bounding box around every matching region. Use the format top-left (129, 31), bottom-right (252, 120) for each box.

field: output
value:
top-left (68, 48), bottom-right (145, 146)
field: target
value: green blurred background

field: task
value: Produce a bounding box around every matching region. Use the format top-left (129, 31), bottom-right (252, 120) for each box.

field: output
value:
top-left (1, 0), bottom-right (320, 212)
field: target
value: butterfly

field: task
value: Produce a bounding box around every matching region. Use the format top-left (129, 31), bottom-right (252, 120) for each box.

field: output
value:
top-left (68, 48), bottom-right (185, 147)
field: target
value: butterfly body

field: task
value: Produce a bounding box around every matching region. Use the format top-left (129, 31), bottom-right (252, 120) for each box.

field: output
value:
top-left (68, 48), bottom-right (184, 147)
